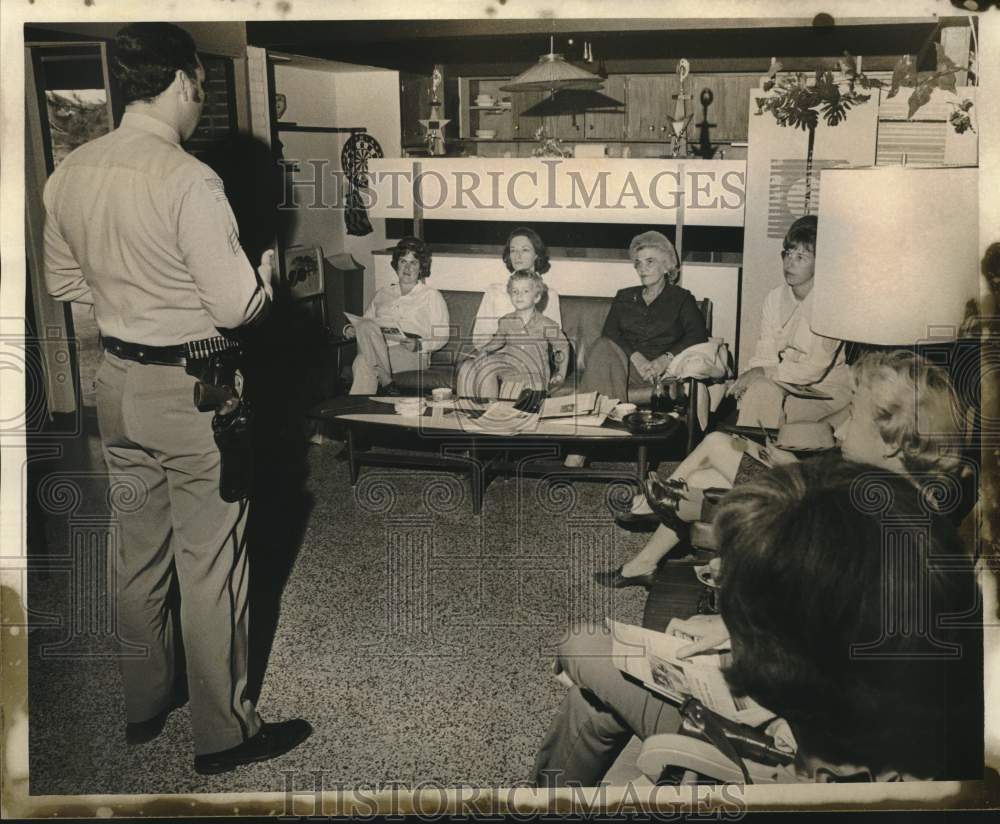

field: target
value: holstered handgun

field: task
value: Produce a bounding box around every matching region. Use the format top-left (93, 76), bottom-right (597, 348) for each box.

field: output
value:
top-left (677, 698), bottom-right (794, 776)
top-left (186, 349), bottom-right (253, 502)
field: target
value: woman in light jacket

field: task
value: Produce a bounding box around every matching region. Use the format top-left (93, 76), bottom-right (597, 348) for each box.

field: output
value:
top-left (346, 236), bottom-right (449, 395)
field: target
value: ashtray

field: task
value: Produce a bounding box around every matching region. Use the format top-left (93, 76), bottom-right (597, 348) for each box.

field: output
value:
top-left (622, 411), bottom-right (674, 434)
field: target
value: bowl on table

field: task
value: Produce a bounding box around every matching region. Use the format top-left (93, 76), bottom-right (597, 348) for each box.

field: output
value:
top-left (393, 398), bottom-right (425, 416)
top-left (622, 410), bottom-right (674, 434)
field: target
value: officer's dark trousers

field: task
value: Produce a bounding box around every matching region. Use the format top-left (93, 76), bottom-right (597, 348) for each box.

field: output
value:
top-left (96, 352), bottom-right (261, 755)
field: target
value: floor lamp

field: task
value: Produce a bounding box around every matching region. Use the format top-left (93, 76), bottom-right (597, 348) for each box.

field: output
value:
top-left (811, 166), bottom-right (980, 349)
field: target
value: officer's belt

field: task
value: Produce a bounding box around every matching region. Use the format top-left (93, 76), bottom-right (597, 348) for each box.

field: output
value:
top-left (103, 335), bottom-right (238, 367)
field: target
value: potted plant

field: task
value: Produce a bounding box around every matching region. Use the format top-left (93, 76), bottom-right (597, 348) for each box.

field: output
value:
top-left (756, 43), bottom-right (976, 210)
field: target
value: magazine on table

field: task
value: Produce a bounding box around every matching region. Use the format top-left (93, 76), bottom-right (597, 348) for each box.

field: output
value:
top-left (344, 312), bottom-right (419, 344)
top-left (541, 395), bottom-right (618, 429)
top-left (606, 617), bottom-right (774, 727)
top-left (538, 391), bottom-right (599, 419)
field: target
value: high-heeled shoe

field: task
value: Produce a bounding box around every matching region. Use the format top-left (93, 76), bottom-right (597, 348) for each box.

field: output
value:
top-left (644, 474), bottom-right (693, 534)
top-left (592, 565), bottom-right (657, 589)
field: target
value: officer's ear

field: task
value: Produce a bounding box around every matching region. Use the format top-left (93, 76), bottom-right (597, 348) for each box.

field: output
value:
top-left (175, 69), bottom-right (194, 101)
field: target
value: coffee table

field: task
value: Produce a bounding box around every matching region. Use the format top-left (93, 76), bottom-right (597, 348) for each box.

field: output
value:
top-left (308, 396), bottom-right (685, 514)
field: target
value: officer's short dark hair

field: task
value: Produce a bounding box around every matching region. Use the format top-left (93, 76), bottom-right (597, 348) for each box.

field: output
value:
top-left (112, 23), bottom-right (200, 105)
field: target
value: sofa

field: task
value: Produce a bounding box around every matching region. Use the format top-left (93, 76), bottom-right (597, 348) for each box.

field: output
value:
top-left (388, 290), bottom-right (619, 393)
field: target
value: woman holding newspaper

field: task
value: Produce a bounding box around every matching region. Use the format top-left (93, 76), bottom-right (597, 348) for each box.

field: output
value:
top-left (532, 458), bottom-right (980, 786)
top-left (726, 215), bottom-right (851, 428)
top-left (345, 236), bottom-right (449, 395)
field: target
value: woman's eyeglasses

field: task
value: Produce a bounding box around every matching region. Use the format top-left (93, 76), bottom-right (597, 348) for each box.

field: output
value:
top-left (781, 248), bottom-right (814, 263)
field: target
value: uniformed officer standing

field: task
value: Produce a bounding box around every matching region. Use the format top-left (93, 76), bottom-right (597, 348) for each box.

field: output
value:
top-left (43, 23), bottom-right (311, 775)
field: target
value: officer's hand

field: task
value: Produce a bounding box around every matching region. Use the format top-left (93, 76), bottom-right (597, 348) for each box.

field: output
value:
top-left (258, 249), bottom-right (277, 286)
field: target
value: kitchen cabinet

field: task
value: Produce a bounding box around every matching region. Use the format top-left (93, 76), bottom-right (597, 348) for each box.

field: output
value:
top-left (687, 73), bottom-right (760, 142)
top-left (510, 89), bottom-right (547, 139)
top-left (584, 75), bottom-right (627, 140)
top-left (437, 71), bottom-right (756, 150)
top-left (625, 74), bottom-right (678, 140)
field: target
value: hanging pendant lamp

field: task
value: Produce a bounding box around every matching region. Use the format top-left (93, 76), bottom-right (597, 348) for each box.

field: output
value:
top-left (500, 37), bottom-right (603, 94)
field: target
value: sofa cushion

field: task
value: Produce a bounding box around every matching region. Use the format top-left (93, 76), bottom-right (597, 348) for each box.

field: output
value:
top-left (354, 290), bottom-right (712, 395)
top-left (393, 290), bottom-right (616, 392)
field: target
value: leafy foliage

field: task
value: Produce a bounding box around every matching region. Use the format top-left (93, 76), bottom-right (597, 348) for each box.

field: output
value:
top-left (531, 126), bottom-right (573, 158)
top-left (45, 91), bottom-right (110, 167)
top-left (754, 55), bottom-right (880, 133)
top-left (757, 46), bottom-right (974, 134)
top-left (885, 43), bottom-right (968, 125)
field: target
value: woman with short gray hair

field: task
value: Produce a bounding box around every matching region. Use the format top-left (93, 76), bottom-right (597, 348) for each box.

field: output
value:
top-left (564, 231), bottom-right (707, 466)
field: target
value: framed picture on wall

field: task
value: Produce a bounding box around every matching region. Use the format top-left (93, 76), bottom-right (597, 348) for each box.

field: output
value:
top-left (284, 245), bottom-right (325, 300)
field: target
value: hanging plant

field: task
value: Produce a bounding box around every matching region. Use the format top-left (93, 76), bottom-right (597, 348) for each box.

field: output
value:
top-left (754, 55), bottom-right (883, 211)
top-left (887, 44), bottom-right (975, 132)
top-left (754, 55), bottom-right (883, 131)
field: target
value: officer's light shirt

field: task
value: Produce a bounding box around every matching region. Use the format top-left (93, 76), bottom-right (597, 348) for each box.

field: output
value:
top-left (43, 112), bottom-right (271, 346)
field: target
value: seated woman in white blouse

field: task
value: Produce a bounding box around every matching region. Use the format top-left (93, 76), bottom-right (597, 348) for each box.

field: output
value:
top-left (345, 236), bottom-right (450, 395)
top-left (456, 227), bottom-right (561, 398)
top-left (728, 215), bottom-right (851, 428)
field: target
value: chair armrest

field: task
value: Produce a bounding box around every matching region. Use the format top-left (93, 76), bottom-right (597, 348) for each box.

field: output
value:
top-left (637, 734), bottom-right (784, 785)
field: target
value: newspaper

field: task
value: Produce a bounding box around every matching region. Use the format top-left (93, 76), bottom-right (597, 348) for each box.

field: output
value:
top-left (538, 391), bottom-right (599, 419)
top-left (606, 617), bottom-right (775, 727)
top-left (344, 311), bottom-right (419, 344)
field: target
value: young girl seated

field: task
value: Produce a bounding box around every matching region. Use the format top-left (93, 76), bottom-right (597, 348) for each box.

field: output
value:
top-left (597, 349), bottom-right (969, 588)
top-left (462, 271), bottom-right (569, 399)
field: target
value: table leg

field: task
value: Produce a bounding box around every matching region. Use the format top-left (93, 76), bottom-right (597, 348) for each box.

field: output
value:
top-left (637, 444), bottom-right (649, 487)
top-left (469, 442), bottom-right (484, 515)
top-left (346, 428), bottom-right (360, 485)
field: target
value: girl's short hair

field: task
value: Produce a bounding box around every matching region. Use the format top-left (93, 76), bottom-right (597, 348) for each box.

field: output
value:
top-left (390, 236), bottom-right (432, 279)
top-left (506, 270), bottom-right (547, 299)
top-left (853, 350), bottom-right (966, 477)
top-left (502, 227), bottom-right (551, 275)
top-left (783, 214), bottom-right (818, 253)
top-left (715, 458), bottom-right (979, 779)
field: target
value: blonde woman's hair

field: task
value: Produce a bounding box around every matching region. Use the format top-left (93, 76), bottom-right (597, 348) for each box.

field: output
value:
top-left (852, 350), bottom-right (966, 477)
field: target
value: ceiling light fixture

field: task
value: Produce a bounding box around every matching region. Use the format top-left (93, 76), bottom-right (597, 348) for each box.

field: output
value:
top-left (500, 36), bottom-right (604, 95)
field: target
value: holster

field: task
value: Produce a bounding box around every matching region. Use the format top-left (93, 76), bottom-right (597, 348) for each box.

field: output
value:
top-left (186, 349), bottom-right (254, 502)
top-left (677, 698), bottom-right (794, 780)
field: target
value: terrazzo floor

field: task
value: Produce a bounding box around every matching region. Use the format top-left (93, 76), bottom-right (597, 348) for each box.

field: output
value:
top-left (27, 429), bottom-right (661, 796)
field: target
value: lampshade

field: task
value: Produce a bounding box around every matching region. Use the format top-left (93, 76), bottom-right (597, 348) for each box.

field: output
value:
top-left (500, 42), bottom-right (603, 94)
top-left (811, 167), bottom-right (979, 344)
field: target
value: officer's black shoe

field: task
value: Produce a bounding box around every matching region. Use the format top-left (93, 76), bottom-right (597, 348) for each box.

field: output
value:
top-left (193, 719), bottom-right (313, 775)
top-left (125, 688), bottom-right (188, 746)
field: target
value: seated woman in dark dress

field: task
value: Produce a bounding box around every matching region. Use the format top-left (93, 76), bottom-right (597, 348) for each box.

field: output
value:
top-left (564, 231), bottom-right (708, 466)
